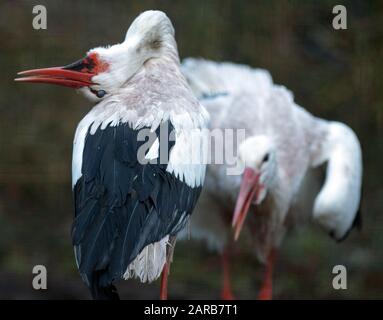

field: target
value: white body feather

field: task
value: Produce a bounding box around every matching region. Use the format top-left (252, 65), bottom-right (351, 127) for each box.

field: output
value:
top-left (123, 235), bottom-right (169, 283)
top-left (181, 58), bottom-right (362, 261)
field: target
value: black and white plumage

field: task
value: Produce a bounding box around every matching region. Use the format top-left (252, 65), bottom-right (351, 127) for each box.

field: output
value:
top-left (72, 121), bottom-right (202, 298)
top-left (16, 11), bottom-right (209, 299)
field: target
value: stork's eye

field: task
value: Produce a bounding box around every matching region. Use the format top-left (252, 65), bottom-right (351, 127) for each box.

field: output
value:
top-left (262, 153), bottom-right (270, 162)
top-left (96, 90), bottom-right (106, 98)
top-left (91, 88), bottom-right (107, 98)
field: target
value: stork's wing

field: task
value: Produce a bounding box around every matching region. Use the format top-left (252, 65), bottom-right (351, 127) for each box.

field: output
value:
top-left (182, 58), bottom-right (273, 98)
top-left (72, 121), bottom-right (202, 290)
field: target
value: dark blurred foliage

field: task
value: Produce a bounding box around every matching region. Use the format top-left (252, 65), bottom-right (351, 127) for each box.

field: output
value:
top-left (0, 0), bottom-right (382, 299)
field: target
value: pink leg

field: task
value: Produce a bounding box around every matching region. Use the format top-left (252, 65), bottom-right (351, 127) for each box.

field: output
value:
top-left (257, 248), bottom-right (276, 300)
top-left (221, 249), bottom-right (235, 300)
top-left (160, 262), bottom-right (169, 300)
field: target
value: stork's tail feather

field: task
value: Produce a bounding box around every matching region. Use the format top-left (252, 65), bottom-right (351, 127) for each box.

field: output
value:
top-left (89, 272), bottom-right (120, 300)
top-left (91, 284), bottom-right (120, 300)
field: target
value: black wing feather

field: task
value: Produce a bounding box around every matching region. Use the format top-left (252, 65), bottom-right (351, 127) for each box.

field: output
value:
top-left (72, 121), bottom-right (202, 298)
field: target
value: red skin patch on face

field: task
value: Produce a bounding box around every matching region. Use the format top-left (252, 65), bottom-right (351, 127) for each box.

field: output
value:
top-left (77, 52), bottom-right (109, 75)
top-left (88, 52), bottom-right (109, 74)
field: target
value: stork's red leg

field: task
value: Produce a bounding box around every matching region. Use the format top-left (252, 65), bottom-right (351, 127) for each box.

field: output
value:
top-left (221, 248), bottom-right (235, 300)
top-left (160, 262), bottom-right (169, 300)
top-left (257, 248), bottom-right (276, 300)
top-left (160, 237), bottom-right (176, 300)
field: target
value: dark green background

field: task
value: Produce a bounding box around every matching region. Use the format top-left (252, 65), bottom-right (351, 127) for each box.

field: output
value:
top-left (0, 0), bottom-right (381, 299)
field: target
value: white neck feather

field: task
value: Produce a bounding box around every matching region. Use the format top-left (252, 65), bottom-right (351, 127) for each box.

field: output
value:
top-left (312, 121), bottom-right (362, 240)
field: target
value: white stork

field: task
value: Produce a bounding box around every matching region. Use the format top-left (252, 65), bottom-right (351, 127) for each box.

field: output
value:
top-left (15, 11), bottom-right (209, 300)
top-left (181, 58), bottom-right (362, 299)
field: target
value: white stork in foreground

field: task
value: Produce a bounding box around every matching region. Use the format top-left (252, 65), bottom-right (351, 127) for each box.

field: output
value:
top-left (15, 11), bottom-right (209, 300)
top-left (181, 58), bottom-right (362, 299)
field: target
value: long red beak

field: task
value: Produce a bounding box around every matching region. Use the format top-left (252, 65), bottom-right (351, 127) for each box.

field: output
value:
top-left (15, 56), bottom-right (98, 88)
top-left (15, 67), bottom-right (94, 88)
top-left (232, 168), bottom-right (260, 241)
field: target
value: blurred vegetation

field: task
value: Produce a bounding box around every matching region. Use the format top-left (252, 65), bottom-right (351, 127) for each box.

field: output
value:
top-left (0, 0), bottom-right (382, 299)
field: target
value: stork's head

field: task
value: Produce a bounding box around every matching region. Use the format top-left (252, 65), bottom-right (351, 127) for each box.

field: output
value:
top-left (15, 10), bottom-right (177, 100)
top-left (232, 135), bottom-right (277, 240)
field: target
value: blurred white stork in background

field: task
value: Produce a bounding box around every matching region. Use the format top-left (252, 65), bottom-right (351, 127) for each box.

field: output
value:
top-left (15, 11), bottom-right (209, 300)
top-left (181, 58), bottom-right (362, 299)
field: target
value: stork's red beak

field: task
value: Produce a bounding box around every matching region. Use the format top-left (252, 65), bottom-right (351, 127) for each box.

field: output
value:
top-left (15, 67), bottom-right (94, 88)
top-left (14, 54), bottom-right (106, 89)
top-left (232, 168), bottom-right (261, 241)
